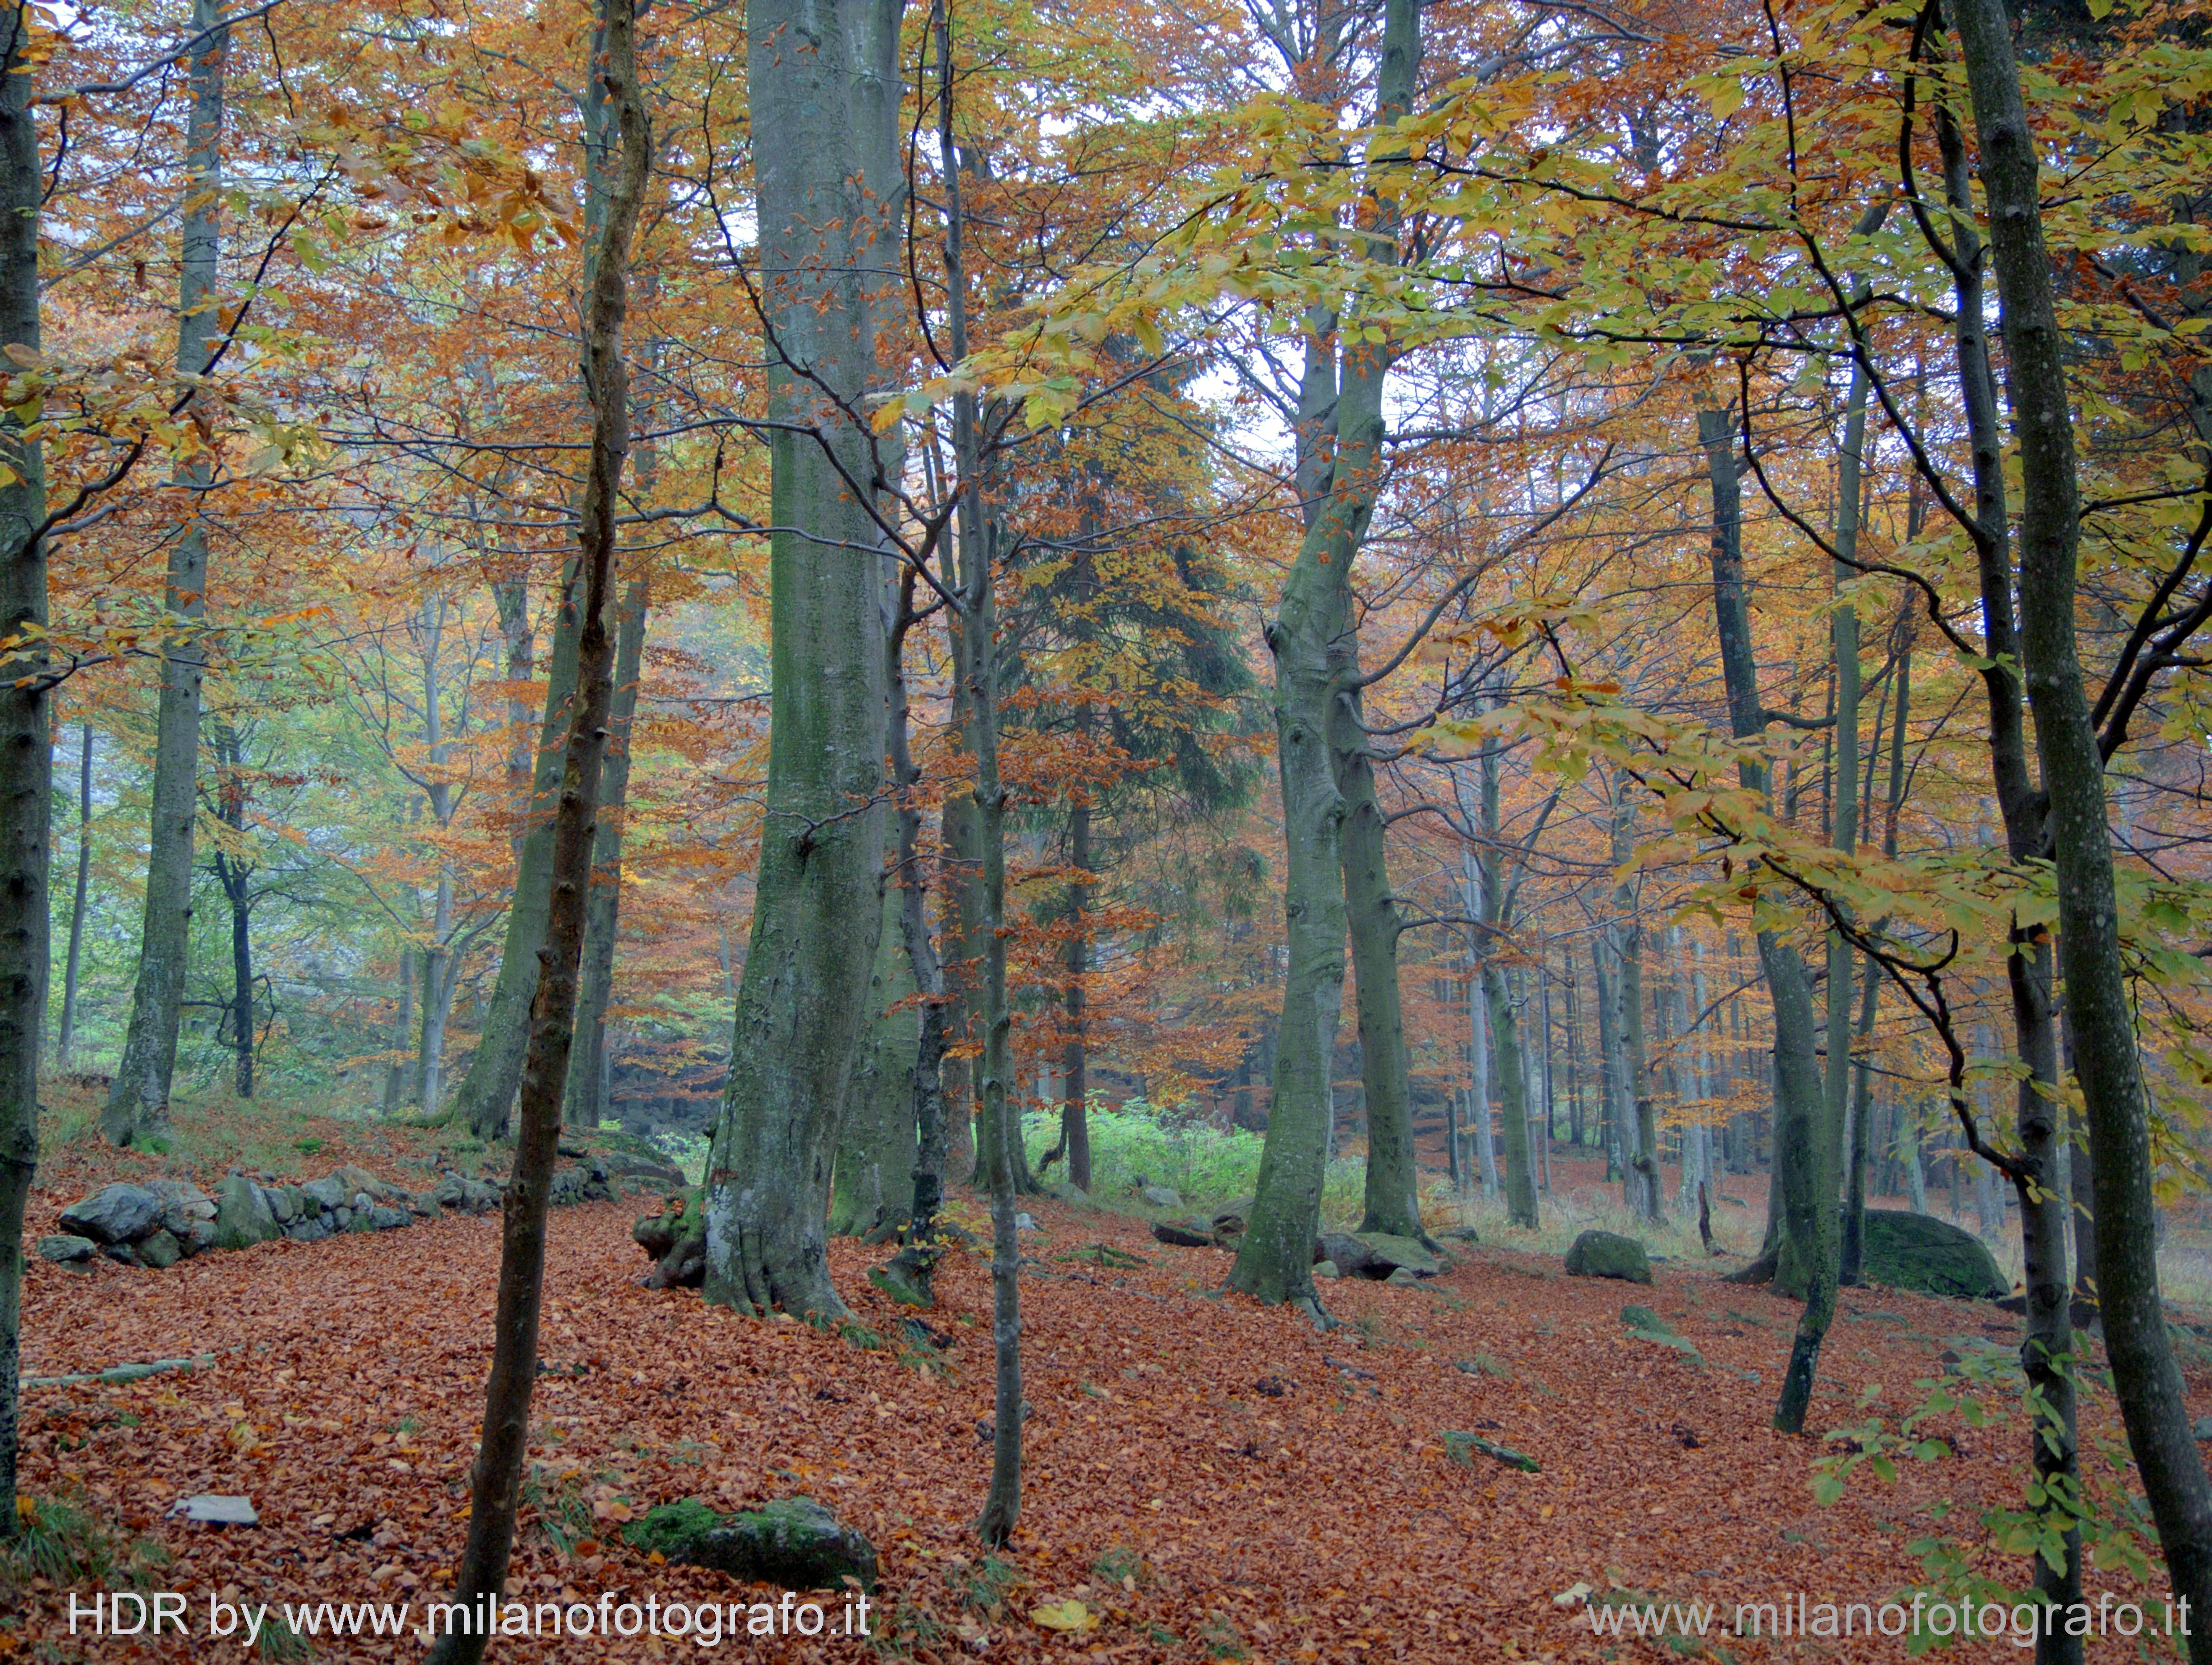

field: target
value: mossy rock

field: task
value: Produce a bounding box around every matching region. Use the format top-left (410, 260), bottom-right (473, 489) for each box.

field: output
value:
top-left (1355, 1232), bottom-right (1445, 1277)
top-left (625, 1496), bottom-right (877, 1591)
top-left (1860, 1210), bottom-right (2008, 1300)
top-left (1564, 1229), bottom-right (1651, 1285)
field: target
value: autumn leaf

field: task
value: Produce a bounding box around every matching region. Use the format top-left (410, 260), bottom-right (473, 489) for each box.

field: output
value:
top-left (1030, 1599), bottom-right (1100, 1633)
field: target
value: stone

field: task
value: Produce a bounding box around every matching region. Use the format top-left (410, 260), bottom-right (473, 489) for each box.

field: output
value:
top-left (367, 1206), bottom-right (411, 1231)
top-left (1859, 1210), bottom-right (2008, 1300)
top-left (99, 1243), bottom-right (141, 1267)
top-left (58, 1183), bottom-right (162, 1246)
top-left (1317, 1231), bottom-right (1392, 1280)
top-left (1564, 1230), bottom-right (1652, 1285)
top-left (1354, 1232), bottom-right (1445, 1277)
top-left (1386, 1267), bottom-right (1421, 1286)
top-left (36, 1234), bottom-right (96, 1264)
top-left (146, 1179), bottom-right (216, 1239)
top-left (1313, 1260), bottom-right (1339, 1279)
top-left (265, 1187), bottom-right (299, 1224)
top-left (212, 1174), bottom-right (283, 1251)
top-left (136, 1230), bottom-right (183, 1270)
top-left (301, 1176), bottom-right (350, 1213)
top-left (332, 1164), bottom-right (386, 1200)
top-left (178, 1218), bottom-right (216, 1257)
top-left (1151, 1219), bottom-right (1216, 1249)
top-left (1014, 1212), bottom-right (1038, 1233)
top-left (331, 1207), bottom-right (353, 1230)
top-left (2194, 1417), bottom-right (2212, 1442)
top-left (169, 1494), bottom-right (258, 1526)
top-left (625, 1496), bottom-right (877, 1592)
top-left (603, 1149), bottom-right (688, 1188)
top-left (287, 1216), bottom-right (330, 1243)
top-left (1139, 1184), bottom-right (1182, 1210)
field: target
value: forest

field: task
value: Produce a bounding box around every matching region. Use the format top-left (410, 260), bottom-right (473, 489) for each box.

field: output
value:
top-left (0, 0), bottom-right (2209, 1657)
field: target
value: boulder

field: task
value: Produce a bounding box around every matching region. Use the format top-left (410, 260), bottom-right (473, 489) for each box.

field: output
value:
top-left (146, 1180), bottom-right (217, 1239)
top-left (59, 1183), bottom-right (162, 1246)
top-left (1564, 1230), bottom-right (1651, 1285)
top-left (1150, 1219), bottom-right (1216, 1249)
top-left (99, 1243), bottom-right (141, 1267)
top-left (301, 1176), bottom-right (350, 1213)
top-left (178, 1217), bottom-right (217, 1257)
top-left (332, 1164), bottom-right (387, 1200)
top-left (1354, 1232), bottom-right (1445, 1277)
top-left (1139, 1184), bottom-right (1183, 1210)
top-left (433, 1172), bottom-right (501, 1214)
top-left (264, 1187), bottom-right (299, 1224)
top-left (1860, 1210), bottom-right (2008, 1300)
top-left (36, 1234), bottom-right (96, 1265)
top-left (286, 1216), bottom-right (330, 1243)
top-left (1313, 1260), bottom-right (1340, 1280)
top-left (212, 1174), bottom-right (282, 1251)
top-left (603, 1149), bottom-right (688, 1189)
top-left (367, 1206), bottom-right (411, 1231)
top-left (1316, 1231), bottom-right (1392, 1280)
top-left (136, 1229), bottom-right (183, 1269)
top-left (625, 1496), bottom-right (877, 1592)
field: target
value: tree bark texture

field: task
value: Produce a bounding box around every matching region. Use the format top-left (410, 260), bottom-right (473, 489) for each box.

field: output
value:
top-left (0, 0), bottom-right (51, 1536)
top-left (106, 0), bottom-right (227, 1146)
top-left (56, 723), bottom-right (90, 1065)
top-left (425, 6), bottom-right (645, 1657)
top-left (1948, 0), bottom-right (2210, 1642)
top-left (703, 0), bottom-right (902, 1317)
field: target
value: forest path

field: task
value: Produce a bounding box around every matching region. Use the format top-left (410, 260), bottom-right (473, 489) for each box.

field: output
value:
top-left (12, 1193), bottom-right (2167, 1661)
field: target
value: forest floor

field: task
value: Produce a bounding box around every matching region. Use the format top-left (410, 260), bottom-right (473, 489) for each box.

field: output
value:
top-left (8, 1113), bottom-right (2207, 1663)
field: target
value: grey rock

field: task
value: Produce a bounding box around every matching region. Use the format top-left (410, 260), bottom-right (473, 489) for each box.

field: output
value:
top-left (146, 1179), bottom-right (217, 1239)
top-left (300, 1176), bottom-right (349, 1212)
top-left (331, 1207), bottom-right (352, 1229)
top-left (331, 1164), bottom-right (387, 1200)
top-left (626, 1496), bottom-right (876, 1592)
top-left (99, 1242), bottom-right (142, 1267)
top-left (1354, 1232), bottom-right (1446, 1277)
top-left (136, 1230), bottom-right (183, 1270)
top-left (36, 1234), bottom-right (96, 1264)
top-left (2194, 1417), bottom-right (2212, 1442)
top-left (1014, 1212), bottom-right (1038, 1233)
top-left (1151, 1219), bottom-right (1216, 1249)
top-left (178, 1217), bottom-right (216, 1257)
top-left (350, 1192), bottom-right (374, 1213)
top-left (212, 1174), bottom-right (283, 1251)
top-left (59, 1183), bottom-right (162, 1246)
top-left (1859, 1210), bottom-right (2008, 1301)
top-left (1313, 1259), bottom-right (1339, 1279)
top-left (1139, 1184), bottom-right (1183, 1210)
top-left (1564, 1229), bottom-right (1652, 1285)
top-left (265, 1187), bottom-right (299, 1224)
top-left (169, 1494), bottom-right (258, 1527)
top-left (602, 1149), bottom-right (688, 1188)
top-left (367, 1205), bottom-right (411, 1231)
top-left (1317, 1231), bottom-right (1392, 1280)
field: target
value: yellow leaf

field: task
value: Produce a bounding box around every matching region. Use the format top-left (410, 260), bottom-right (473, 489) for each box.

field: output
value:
top-left (1030, 1600), bottom-right (1100, 1633)
top-left (870, 399), bottom-right (905, 434)
top-left (1131, 314), bottom-right (1164, 358)
top-left (1710, 79), bottom-right (1746, 119)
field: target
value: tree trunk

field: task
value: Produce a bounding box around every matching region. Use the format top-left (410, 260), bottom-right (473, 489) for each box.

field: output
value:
top-left (1064, 743), bottom-right (1091, 1194)
top-left (830, 875), bottom-right (918, 1237)
top-left (424, 6), bottom-right (644, 1655)
top-left (1226, 0), bottom-right (1416, 1318)
top-left (383, 944), bottom-right (414, 1114)
top-left (56, 722), bottom-right (89, 1066)
top-left (1822, 337), bottom-right (1869, 1281)
top-left (1695, 401), bottom-right (1836, 1426)
top-left (563, 571), bottom-right (648, 1128)
top-left (1949, 0), bottom-right (2210, 1642)
top-left (1463, 850), bottom-right (1496, 1196)
top-left (1340, 634), bottom-right (1422, 1240)
top-left (105, 0), bottom-right (227, 1146)
top-left (703, 0), bottom-right (902, 1317)
top-left (444, 568), bottom-right (583, 1140)
top-left (211, 723), bottom-right (253, 1098)
top-left (0, 0), bottom-right (51, 1538)
top-left (1479, 736), bottom-right (1536, 1229)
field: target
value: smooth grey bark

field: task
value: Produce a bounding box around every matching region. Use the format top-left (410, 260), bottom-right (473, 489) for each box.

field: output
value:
top-left (1062, 725), bottom-right (1091, 1193)
top-left (425, 9), bottom-right (644, 1654)
top-left (105, 0), bottom-right (227, 1146)
top-left (1478, 736), bottom-right (1536, 1229)
top-left (0, 0), bottom-right (51, 1536)
top-left (702, 0), bottom-right (901, 1319)
top-left (1947, 0), bottom-right (2212, 1641)
top-left (1227, 0), bottom-right (1416, 1319)
top-left (829, 874), bottom-right (918, 1236)
top-left (382, 942), bottom-right (414, 1113)
top-left (208, 721), bottom-right (254, 1096)
top-left (492, 574), bottom-right (535, 870)
top-left (1608, 780), bottom-right (1660, 1223)
top-left (1696, 403), bottom-right (1834, 1429)
top-left (1590, 934), bottom-right (1620, 1182)
top-left (411, 596), bottom-right (461, 1118)
top-left (1822, 342), bottom-right (1869, 1280)
top-left (444, 565), bottom-right (582, 1138)
top-left (563, 571), bottom-right (648, 1128)
top-left (1463, 850), bottom-right (1496, 1197)
top-left (56, 723), bottom-right (89, 1064)
top-left (1342, 659), bottom-right (1423, 1239)
top-left (1842, 607), bottom-right (1908, 1282)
